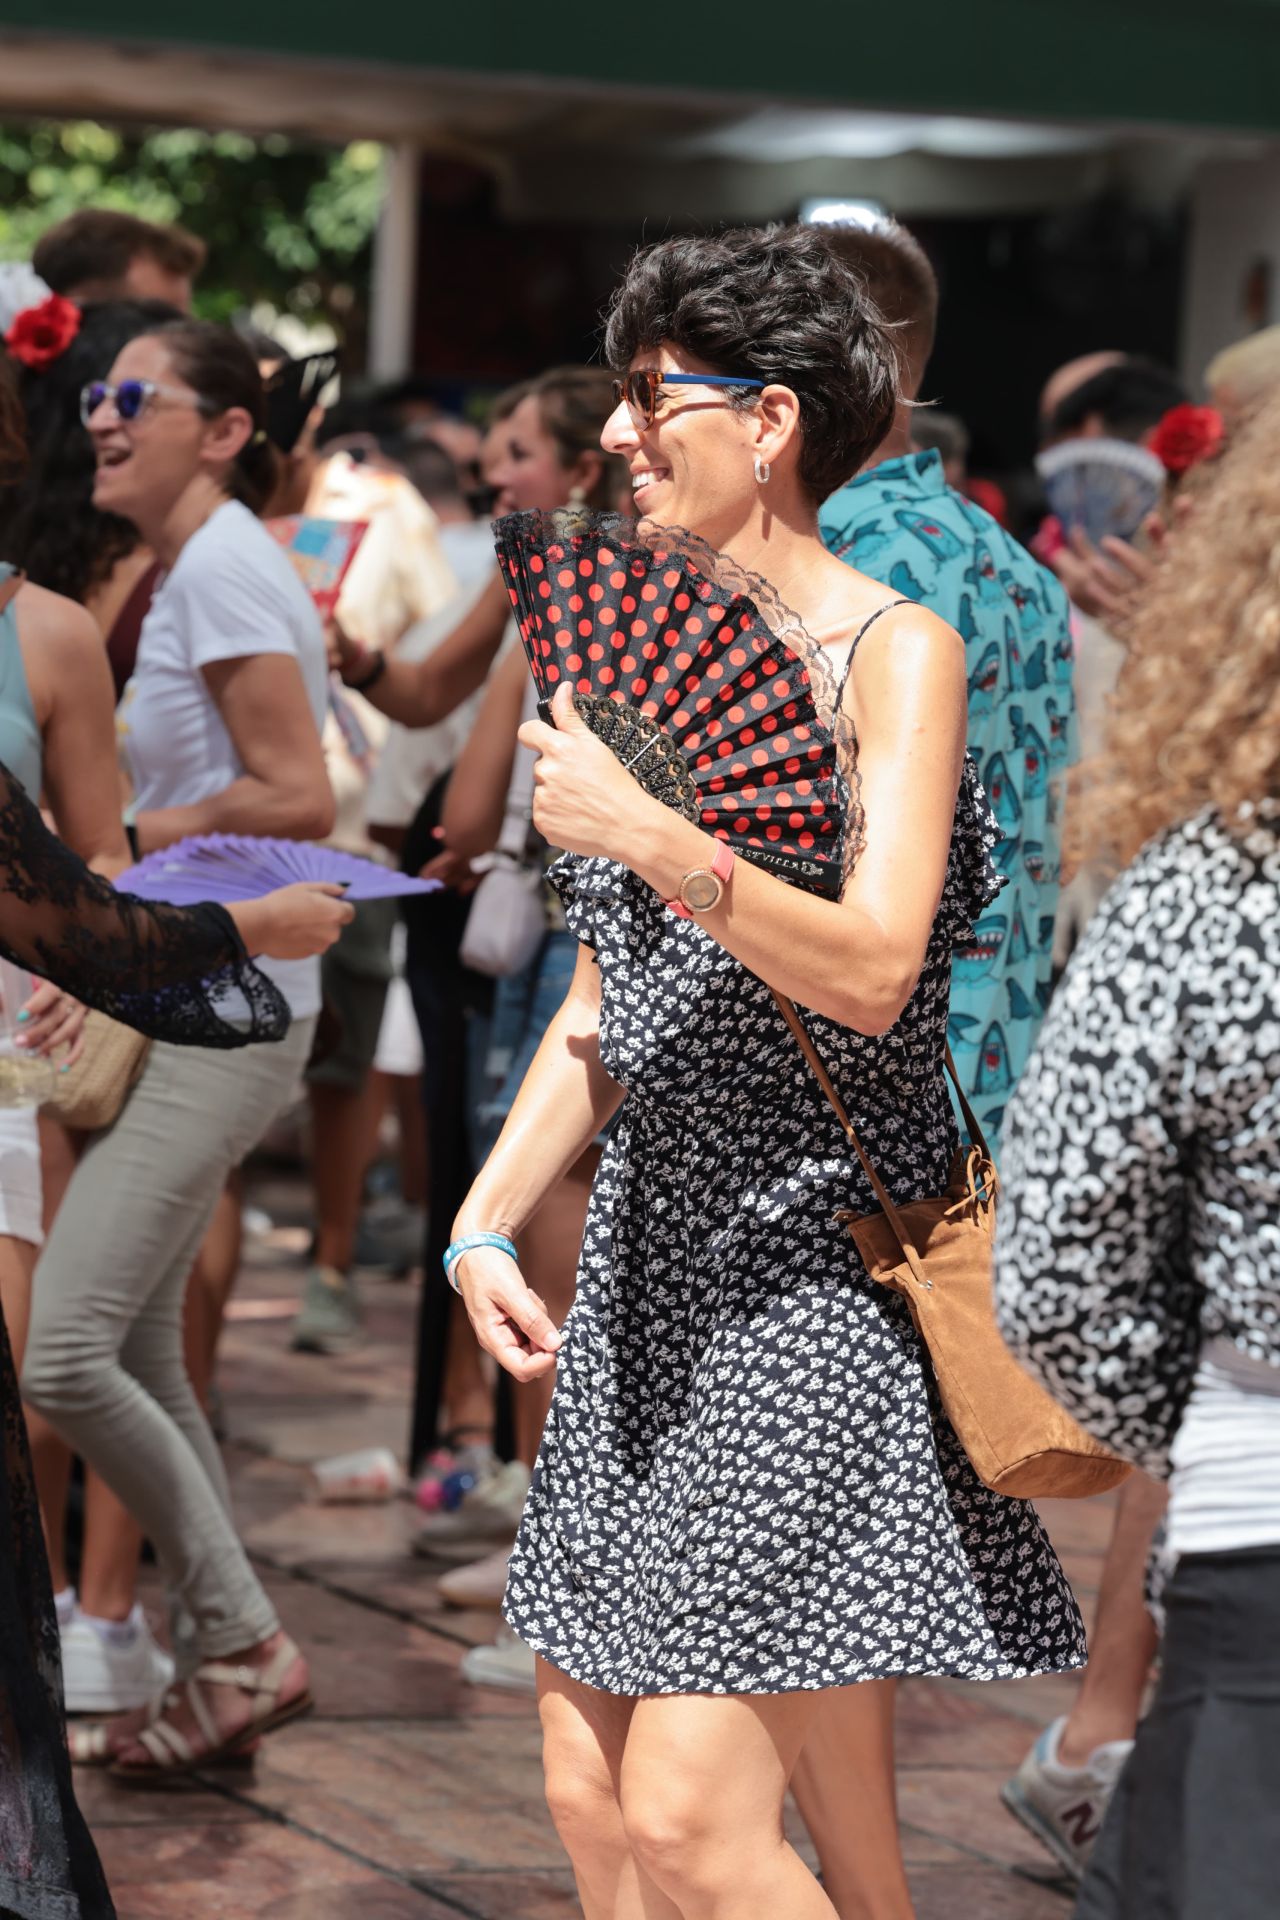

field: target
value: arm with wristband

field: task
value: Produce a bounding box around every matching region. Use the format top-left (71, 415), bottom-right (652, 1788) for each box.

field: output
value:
top-left (448, 940), bottom-right (624, 1380)
top-left (333, 570), bottom-right (512, 728)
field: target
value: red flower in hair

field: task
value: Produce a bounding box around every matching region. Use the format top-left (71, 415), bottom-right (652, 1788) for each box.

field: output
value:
top-left (4, 293), bottom-right (82, 371)
top-left (1149, 403), bottom-right (1225, 476)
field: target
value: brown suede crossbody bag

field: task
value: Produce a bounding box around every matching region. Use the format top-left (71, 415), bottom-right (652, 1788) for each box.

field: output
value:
top-left (774, 993), bottom-right (1129, 1501)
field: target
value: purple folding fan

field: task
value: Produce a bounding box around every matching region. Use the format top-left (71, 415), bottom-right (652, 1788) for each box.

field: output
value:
top-left (116, 835), bottom-right (440, 906)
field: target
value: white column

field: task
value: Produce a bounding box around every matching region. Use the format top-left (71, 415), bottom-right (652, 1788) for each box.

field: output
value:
top-left (368, 140), bottom-right (420, 380)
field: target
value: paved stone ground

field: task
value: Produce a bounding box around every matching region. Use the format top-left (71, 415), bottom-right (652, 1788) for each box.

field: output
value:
top-left (80, 1170), bottom-right (1107, 1919)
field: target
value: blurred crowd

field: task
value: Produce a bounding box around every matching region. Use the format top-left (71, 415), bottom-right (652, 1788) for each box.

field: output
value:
top-left (0, 200), bottom-right (1277, 1920)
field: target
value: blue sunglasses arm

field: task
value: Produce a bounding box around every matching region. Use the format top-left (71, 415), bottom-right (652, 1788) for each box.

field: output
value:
top-left (663, 374), bottom-right (767, 390)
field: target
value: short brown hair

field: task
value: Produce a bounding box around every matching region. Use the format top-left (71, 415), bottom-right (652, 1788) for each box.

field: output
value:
top-left (33, 210), bottom-right (206, 301)
top-left (821, 219), bottom-right (939, 385)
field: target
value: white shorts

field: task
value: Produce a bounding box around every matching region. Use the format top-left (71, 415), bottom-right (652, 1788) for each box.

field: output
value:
top-left (0, 1103), bottom-right (43, 1246)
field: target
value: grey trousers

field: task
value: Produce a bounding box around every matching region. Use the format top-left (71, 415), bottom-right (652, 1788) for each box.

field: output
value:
top-left (23, 1017), bottom-right (315, 1660)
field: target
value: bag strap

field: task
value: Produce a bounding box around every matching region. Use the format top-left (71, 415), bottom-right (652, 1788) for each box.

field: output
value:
top-left (771, 991), bottom-right (996, 1280)
top-left (0, 568), bottom-right (24, 619)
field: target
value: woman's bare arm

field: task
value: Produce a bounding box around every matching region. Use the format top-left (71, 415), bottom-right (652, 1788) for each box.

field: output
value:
top-left (16, 585), bottom-right (131, 876)
top-left (523, 607), bottom-right (968, 1034)
top-left (440, 645), bottom-right (526, 860)
top-left (451, 943), bottom-right (623, 1378)
top-left (135, 653), bottom-right (335, 853)
top-left (337, 570), bottom-right (512, 728)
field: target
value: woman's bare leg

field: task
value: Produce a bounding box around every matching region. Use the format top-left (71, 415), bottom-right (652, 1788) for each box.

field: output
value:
top-left (1056, 1471), bottom-right (1166, 1764)
top-left (0, 1233), bottom-right (37, 1374)
top-left (29, 1115), bottom-right (79, 1589)
top-left (537, 1657), bottom-right (651, 1918)
top-left (621, 1691), bottom-right (839, 1919)
top-left (790, 1680), bottom-right (916, 1919)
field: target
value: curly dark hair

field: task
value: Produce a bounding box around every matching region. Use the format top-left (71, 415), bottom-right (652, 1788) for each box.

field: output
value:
top-left (0, 297), bottom-right (182, 604)
top-left (603, 225), bottom-right (899, 503)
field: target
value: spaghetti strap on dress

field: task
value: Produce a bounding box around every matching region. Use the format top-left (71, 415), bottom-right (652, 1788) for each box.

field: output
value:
top-left (502, 574), bottom-right (1085, 1696)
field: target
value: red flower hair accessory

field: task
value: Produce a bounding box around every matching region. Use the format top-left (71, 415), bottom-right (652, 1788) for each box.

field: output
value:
top-left (4, 293), bottom-right (82, 371)
top-left (1149, 403), bottom-right (1225, 476)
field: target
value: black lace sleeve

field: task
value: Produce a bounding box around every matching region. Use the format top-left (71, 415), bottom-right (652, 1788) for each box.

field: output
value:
top-left (0, 761), bottom-right (288, 1046)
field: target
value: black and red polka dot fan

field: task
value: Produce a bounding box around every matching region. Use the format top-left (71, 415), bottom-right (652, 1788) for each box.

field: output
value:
top-left (494, 508), bottom-right (848, 896)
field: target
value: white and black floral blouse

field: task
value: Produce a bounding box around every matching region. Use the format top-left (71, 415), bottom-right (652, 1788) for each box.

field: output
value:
top-left (995, 807), bottom-right (1280, 1478)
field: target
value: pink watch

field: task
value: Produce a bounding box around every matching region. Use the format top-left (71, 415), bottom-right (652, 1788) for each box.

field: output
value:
top-left (666, 840), bottom-right (735, 919)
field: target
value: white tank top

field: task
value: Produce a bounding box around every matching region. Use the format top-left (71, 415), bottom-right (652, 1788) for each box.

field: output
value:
top-left (1167, 1337), bottom-right (1280, 1558)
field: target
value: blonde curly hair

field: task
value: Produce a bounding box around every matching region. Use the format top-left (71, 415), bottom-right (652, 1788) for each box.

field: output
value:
top-left (1084, 384), bottom-right (1280, 868)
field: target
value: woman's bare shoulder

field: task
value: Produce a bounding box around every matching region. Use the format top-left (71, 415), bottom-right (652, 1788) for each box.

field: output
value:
top-left (13, 579), bottom-right (104, 660)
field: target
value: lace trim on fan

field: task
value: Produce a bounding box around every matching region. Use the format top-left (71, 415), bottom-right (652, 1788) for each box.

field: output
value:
top-left (510, 509), bottom-right (865, 878)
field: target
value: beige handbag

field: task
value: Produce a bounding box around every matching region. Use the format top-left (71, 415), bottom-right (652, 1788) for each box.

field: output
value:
top-left (43, 1009), bottom-right (151, 1133)
top-left (775, 994), bottom-right (1129, 1501)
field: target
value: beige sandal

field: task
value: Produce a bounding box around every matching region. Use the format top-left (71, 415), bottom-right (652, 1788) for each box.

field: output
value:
top-left (70, 1703), bottom-right (260, 1770)
top-left (109, 1637), bottom-right (311, 1785)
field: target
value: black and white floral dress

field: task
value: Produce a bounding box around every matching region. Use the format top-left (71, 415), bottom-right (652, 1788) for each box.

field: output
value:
top-left (503, 605), bottom-right (1086, 1697)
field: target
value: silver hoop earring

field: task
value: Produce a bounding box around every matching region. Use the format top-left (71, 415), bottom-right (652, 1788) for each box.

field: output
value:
top-left (753, 455), bottom-right (771, 485)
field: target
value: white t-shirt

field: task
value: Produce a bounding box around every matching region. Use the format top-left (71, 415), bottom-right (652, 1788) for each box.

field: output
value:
top-left (119, 499), bottom-right (330, 1018)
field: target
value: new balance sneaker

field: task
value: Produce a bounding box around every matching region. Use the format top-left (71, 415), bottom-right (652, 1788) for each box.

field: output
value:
top-left (1001, 1716), bottom-right (1133, 1879)
top-left (291, 1264), bottom-right (362, 1354)
top-left (460, 1624), bottom-right (537, 1695)
top-left (411, 1460), bottom-right (531, 1563)
top-left (60, 1606), bottom-right (176, 1715)
top-left (438, 1546), bottom-right (511, 1611)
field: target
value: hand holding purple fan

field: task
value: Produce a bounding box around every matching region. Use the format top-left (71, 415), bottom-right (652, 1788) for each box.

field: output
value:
top-left (117, 835), bottom-right (441, 908)
top-left (494, 508), bottom-right (849, 896)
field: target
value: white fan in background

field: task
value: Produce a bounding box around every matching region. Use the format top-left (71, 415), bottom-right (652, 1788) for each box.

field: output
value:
top-left (1035, 438), bottom-right (1165, 546)
top-left (116, 835), bottom-right (440, 907)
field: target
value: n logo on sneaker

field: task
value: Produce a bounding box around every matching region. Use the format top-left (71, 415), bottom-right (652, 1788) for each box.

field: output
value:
top-left (1060, 1800), bottom-right (1101, 1850)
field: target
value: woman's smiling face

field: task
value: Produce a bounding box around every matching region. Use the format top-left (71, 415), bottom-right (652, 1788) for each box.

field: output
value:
top-left (601, 343), bottom-right (770, 550)
top-left (87, 336), bottom-right (213, 525)
top-left (484, 393), bottom-right (574, 516)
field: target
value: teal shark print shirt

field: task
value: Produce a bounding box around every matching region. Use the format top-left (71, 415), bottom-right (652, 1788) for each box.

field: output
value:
top-left (820, 450), bottom-right (1077, 1149)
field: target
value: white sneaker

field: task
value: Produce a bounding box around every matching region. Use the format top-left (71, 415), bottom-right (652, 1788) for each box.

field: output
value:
top-left (60, 1606), bottom-right (176, 1715)
top-left (1001, 1716), bottom-right (1132, 1880)
top-left (412, 1460), bottom-right (531, 1564)
top-left (438, 1546), bottom-right (511, 1611)
top-left (460, 1625), bottom-right (537, 1695)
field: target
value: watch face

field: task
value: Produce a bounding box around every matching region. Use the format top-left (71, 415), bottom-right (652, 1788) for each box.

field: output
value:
top-left (681, 869), bottom-right (722, 912)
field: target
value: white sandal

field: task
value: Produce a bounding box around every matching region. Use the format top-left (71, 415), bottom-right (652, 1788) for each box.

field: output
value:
top-left (109, 1636), bottom-right (311, 1784)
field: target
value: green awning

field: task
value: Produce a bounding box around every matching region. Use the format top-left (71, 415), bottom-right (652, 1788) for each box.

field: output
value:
top-left (2, 0), bottom-right (1279, 135)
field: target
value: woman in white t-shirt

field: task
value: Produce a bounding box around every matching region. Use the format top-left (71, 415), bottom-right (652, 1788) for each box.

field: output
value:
top-left (21, 321), bottom-right (334, 1780)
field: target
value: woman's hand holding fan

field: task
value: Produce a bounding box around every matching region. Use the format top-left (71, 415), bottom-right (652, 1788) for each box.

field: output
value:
top-left (495, 509), bottom-right (850, 896)
top-left (229, 884), bottom-right (355, 960)
top-left (518, 682), bottom-right (669, 861)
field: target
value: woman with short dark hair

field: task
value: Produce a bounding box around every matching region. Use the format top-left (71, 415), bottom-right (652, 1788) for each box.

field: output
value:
top-left (450, 226), bottom-right (1085, 1917)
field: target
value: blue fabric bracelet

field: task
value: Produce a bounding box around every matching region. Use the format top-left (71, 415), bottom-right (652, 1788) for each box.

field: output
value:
top-left (443, 1232), bottom-right (518, 1294)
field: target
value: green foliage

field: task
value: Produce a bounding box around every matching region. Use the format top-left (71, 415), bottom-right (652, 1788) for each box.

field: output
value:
top-left (0, 120), bottom-right (381, 337)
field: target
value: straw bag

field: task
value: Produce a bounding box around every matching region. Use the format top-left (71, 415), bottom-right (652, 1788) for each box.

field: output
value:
top-left (774, 994), bottom-right (1129, 1501)
top-left (43, 1010), bottom-right (150, 1133)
